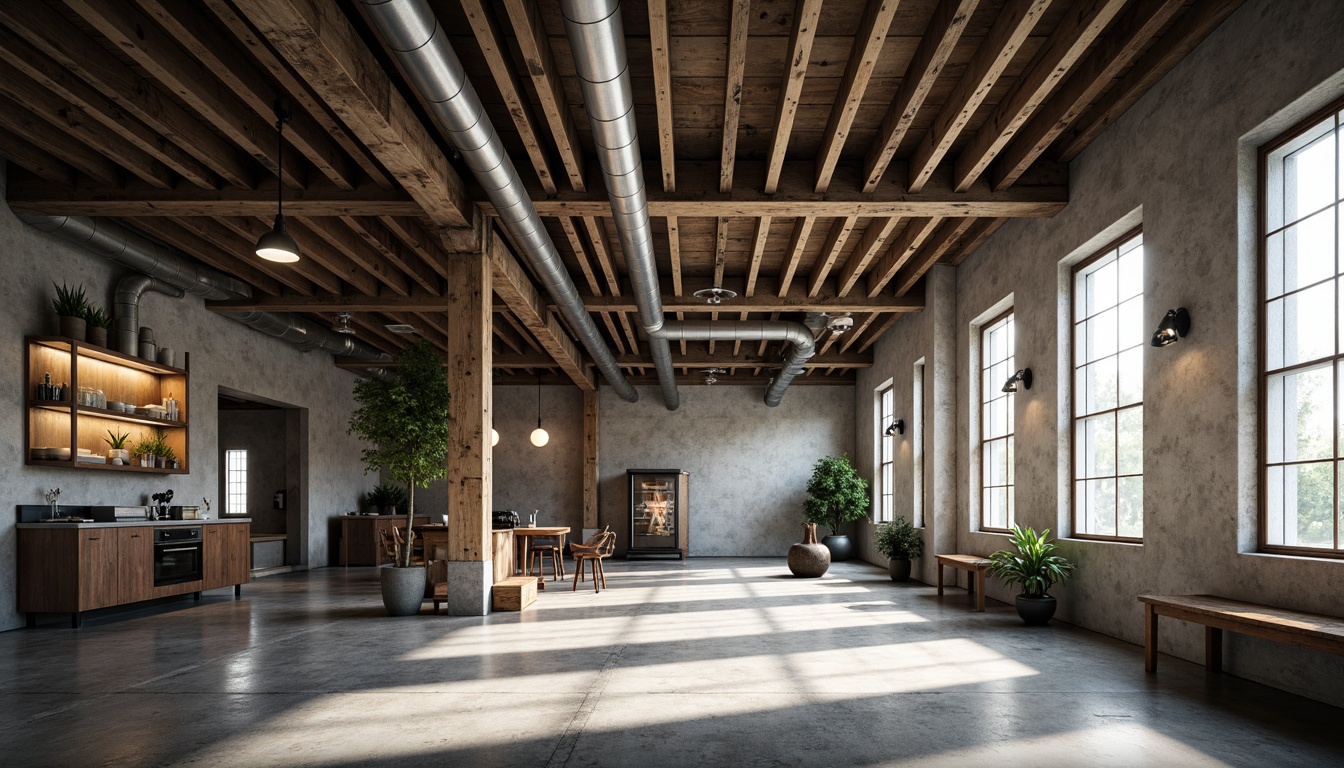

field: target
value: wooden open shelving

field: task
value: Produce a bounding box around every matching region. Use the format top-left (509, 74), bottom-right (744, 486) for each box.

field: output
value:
top-left (25, 336), bottom-right (189, 474)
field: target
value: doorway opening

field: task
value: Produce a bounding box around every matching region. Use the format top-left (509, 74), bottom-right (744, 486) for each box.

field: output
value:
top-left (217, 387), bottom-right (308, 576)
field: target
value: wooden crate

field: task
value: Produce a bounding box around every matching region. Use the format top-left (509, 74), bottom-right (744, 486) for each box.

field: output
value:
top-left (492, 575), bottom-right (537, 612)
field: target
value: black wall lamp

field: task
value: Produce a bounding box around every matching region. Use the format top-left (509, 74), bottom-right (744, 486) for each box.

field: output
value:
top-left (1001, 368), bottom-right (1032, 393)
top-left (1151, 307), bottom-right (1191, 347)
top-left (884, 419), bottom-right (905, 437)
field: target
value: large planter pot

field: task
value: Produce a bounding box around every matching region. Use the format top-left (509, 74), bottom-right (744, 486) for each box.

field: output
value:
top-left (821, 534), bottom-right (852, 562)
top-left (86, 326), bottom-right (108, 348)
top-left (1015, 594), bottom-right (1057, 626)
top-left (788, 523), bottom-right (830, 578)
top-left (888, 558), bottom-right (912, 582)
top-left (380, 564), bottom-right (426, 616)
top-left (58, 315), bottom-right (86, 340)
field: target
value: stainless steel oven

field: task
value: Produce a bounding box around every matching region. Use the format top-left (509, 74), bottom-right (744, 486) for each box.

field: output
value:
top-left (154, 527), bottom-right (203, 586)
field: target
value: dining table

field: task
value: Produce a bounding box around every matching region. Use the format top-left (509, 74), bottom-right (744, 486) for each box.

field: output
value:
top-left (511, 526), bottom-right (571, 581)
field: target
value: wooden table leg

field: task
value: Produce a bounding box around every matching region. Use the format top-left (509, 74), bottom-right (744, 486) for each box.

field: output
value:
top-left (1144, 603), bottom-right (1159, 672)
top-left (975, 568), bottom-right (986, 612)
top-left (1205, 626), bottom-right (1223, 673)
top-left (936, 562), bottom-right (944, 595)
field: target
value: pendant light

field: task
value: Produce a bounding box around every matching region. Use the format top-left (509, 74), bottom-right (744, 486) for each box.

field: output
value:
top-left (491, 427), bottom-right (499, 447)
top-left (529, 372), bottom-right (549, 447)
top-left (254, 103), bottom-right (300, 263)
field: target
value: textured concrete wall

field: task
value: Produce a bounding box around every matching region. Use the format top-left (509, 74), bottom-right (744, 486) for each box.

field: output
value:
top-left (217, 409), bottom-right (287, 534)
top-left (864, 0), bottom-right (1344, 706)
top-left (599, 384), bottom-right (855, 557)
top-left (0, 162), bottom-right (368, 631)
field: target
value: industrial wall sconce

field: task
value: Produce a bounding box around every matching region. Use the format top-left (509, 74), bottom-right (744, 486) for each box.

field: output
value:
top-left (884, 419), bottom-right (905, 437)
top-left (1151, 307), bottom-right (1191, 347)
top-left (1001, 368), bottom-right (1032, 393)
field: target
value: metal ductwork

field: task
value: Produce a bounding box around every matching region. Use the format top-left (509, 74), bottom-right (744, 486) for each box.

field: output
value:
top-left (561, 0), bottom-right (678, 410)
top-left (19, 213), bottom-right (391, 361)
top-left (357, 0), bottom-right (639, 404)
top-left (561, 0), bottom-right (814, 407)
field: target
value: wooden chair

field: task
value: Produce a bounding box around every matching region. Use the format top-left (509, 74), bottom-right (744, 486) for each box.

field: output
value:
top-left (571, 529), bottom-right (616, 593)
top-left (528, 537), bottom-right (564, 581)
top-left (381, 526), bottom-right (424, 566)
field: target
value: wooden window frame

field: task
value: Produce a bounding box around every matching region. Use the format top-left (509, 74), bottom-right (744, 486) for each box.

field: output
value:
top-left (878, 383), bottom-right (894, 523)
top-left (980, 308), bottom-right (1015, 533)
top-left (1258, 95), bottom-right (1344, 559)
top-left (1071, 228), bottom-right (1145, 544)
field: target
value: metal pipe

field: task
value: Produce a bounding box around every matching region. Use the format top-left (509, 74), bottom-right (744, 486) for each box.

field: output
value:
top-left (114, 274), bottom-right (184, 356)
top-left (357, 0), bottom-right (639, 403)
top-left (657, 320), bottom-right (817, 407)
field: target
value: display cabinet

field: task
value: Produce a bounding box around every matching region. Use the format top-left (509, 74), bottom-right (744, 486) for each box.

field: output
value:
top-left (25, 336), bottom-right (189, 474)
top-left (627, 469), bottom-right (689, 559)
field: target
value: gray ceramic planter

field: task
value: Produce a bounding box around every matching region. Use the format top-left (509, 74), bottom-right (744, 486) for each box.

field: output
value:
top-left (380, 564), bottom-right (426, 616)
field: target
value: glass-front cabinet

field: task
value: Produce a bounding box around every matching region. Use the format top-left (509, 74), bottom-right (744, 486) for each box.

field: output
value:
top-left (627, 469), bottom-right (689, 559)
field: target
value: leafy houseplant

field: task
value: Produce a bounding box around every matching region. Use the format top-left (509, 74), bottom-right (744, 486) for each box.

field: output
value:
top-left (987, 526), bottom-right (1076, 625)
top-left (131, 436), bottom-right (158, 467)
top-left (84, 305), bottom-right (112, 347)
top-left (104, 429), bottom-right (131, 464)
top-left (366, 483), bottom-right (408, 516)
top-left (52, 282), bottom-right (89, 340)
top-left (875, 515), bottom-right (923, 582)
top-left (803, 455), bottom-right (870, 562)
top-left (348, 340), bottom-right (450, 615)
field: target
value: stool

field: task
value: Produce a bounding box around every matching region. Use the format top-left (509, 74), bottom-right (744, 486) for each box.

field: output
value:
top-left (528, 538), bottom-right (564, 581)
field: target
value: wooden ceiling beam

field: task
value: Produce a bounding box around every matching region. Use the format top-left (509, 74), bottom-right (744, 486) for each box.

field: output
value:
top-left (283, 219), bottom-right (383, 296)
top-left (764, 0), bottom-right (824, 195)
top-left (946, 216), bottom-right (1009, 266)
top-left (557, 216), bottom-right (603, 296)
top-left (460, 0), bottom-right (556, 194)
top-left (165, 216), bottom-right (315, 295)
top-left (122, 217), bottom-right (286, 297)
top-left (892, 217), bottom-right (977, 296)
top-left (0, 1), bottom-right (254, 188)
top-left (133, 0), bottom-right (361, 191)
top-left (866, 216), bottom-right (941, 297)
top-left (0, 99), bottom-right (123, 188)
top-left (952, 0), bottom-right (1129, 192)
top-left (295, 217), bottom-right (413, 297)
top-left (342, 313), bottom-right (407, 353)
top-left (993, 0), bottom-right (1184, 190)
top-left (343, 216), bottom-right (443, 295)
top-left (778, 217), bottom-right (816, 296)
top-left (212, 215), bottom-right (345, 295)
top-left (863, 0), bottom-right (981, 192)
top-left (0, 128), bottom-right (77, 187)
top-left (233, 0), bottom-right (471, 226)
top-left (492, 371), bottom-right (853, 386)
top-left (501, 0), bottom-right (586, 192)
top-left (667, 215), bottom-right (683, 297)
top-left (745, 215), bottom-right (771, 298)
top-left (857, 311), bottom-right (903, 353)
top-left (719, 0), bottom-right (752, 193)
top-left (908, 0), bottom-right (1052, 193)
top-left (839, 313), bottom-right (879, 354)
top-left (1055, 0), bottom-right (1246, 162)
top-left (618, 311), bottom-right (641, 356)
top-left (492, 315), bottom-right (527, 355)
top-left (814, 0), bottom-right (902, 193)
top-left (648, 0), bottom-right (676, 192)
top-left (809, 216), bottom-right (858, 298)
top-left (496, 349), bottom-right (870, 370)
top-left (581, 216), bottom-right (622, 296)
top-left (713, 217), bottom-right (730, 287)
top-left (380, 216), bottom-right (453, 280)
top-left (599, 312), bottom-right (627, 355)
top-left (836, 216), bottom-right (901, 297)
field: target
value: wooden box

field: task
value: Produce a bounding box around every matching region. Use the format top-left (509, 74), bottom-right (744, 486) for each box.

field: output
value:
top-left (492, 575), bottom-right (537, 612)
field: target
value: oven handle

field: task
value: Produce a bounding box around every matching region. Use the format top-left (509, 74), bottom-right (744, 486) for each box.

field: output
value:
top-left (159, 546), bottom-right (200, 553)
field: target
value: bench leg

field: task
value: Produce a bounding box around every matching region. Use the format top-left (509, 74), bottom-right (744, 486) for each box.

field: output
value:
top-left (1205, 627), bottom-right (1223, 673)
top-left (936, 563), bottom-right (944, 596)
top-left (1144, 603), bottom-right (1158, 673)
top-left (975, 569), bottom-right (986, 612)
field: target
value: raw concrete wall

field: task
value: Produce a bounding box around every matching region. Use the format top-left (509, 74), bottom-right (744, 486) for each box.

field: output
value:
top-left (0, 162), bottom-right (368, 631)
top-left (861, 0), bottom-right (1344, 707)
top-left (217, 409), bottom-right (287, 534)
top-left (599, 384), bottom-right (855, 557)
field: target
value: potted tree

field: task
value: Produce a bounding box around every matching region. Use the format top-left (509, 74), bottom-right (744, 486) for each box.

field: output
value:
top-left (348, 340), bottom-right (450, 616)
top-left (803, 455), bottom-right (870, 562)
top-left (875, 515), bottom-right (923, 581)
top-left (987, 526), bottom-right (1075, 625)
top-left (52, 282), bottom-right (89, 340)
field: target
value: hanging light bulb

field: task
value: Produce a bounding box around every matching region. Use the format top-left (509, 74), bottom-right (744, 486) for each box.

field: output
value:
top-left (255, 103), bottom-right (300, 263)
top-left (530, 372), bottom-right (549, 447)
top-left (491, 428), bottom-right (499, 447)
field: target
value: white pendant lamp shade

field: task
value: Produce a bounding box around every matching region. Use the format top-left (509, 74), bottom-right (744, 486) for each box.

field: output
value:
top-left (491, 428), bottom-right (499, 447)
top-left (530, 427), bottom-right (549, 447)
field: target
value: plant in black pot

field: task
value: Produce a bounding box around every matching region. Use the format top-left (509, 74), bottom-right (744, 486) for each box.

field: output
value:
top-left (874, 515), bottom-right (923, 582)
top-left (348, 340), bottom-right (450, 617)
top-left (987, 526), bottom-right (1075, 625)
top-left (803, 454), bottom-right (870, 562)
top-left (52, 282), bottom-right (89, 340)
top-left (84, 304), bottom-right (112, 348)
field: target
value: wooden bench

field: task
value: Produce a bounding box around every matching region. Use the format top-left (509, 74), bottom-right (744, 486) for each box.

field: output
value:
top-left (249, 534), bottom-right (287, 570)
top-left (935, 554), bottom-right (991, 612)
top-left (1139, 594), bottom-right (1344, 673)
top-left (492, 575), bottom-right (538, 612)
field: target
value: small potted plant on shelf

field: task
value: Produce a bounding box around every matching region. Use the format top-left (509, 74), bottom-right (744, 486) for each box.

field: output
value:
top-left (51, 282), bottom-right (89, 340)
top-left (987, 526), bottom-right (1076, 626)
top-left (803, 454), bottom-right (871, 562)
top-left (875, 515), bottom-right (923, 582)
top-left (161, 444), bottom-right (179, 470)
top-left (131, 436), bottom-right (157, 468)
top-left (348, 340), bottom-right (450, 617)
top-left (84, 304), bottom-right (112, 348)
top-left (103, 429), bottom-right (131, 465)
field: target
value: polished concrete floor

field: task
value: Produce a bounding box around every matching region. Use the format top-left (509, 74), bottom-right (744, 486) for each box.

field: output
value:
top-left (1, 558), bottom-right (1341, 767)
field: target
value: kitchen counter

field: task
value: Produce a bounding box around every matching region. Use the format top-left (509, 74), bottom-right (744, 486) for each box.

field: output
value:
top-left (18, 518), bottom-right (250, 529)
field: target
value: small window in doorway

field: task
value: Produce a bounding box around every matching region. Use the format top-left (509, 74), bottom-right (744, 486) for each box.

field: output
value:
top-left (225, 449), bottom-right (248, 516)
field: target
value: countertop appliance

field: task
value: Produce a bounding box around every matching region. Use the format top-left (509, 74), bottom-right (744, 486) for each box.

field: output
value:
top-left (88, 506), bottom-right (149, 522)
top-left (153, 526), bottom-right (202, 587)
top-left (169, 505), bottom-right (201, 520)
top-left (492, 510), bottom-right (519, 529)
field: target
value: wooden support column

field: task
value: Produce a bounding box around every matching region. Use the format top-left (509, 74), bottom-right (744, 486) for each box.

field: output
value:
top-left (446, 245), bottom-right (493, 615)
top-left (583, 389), bottom-right (599, 541)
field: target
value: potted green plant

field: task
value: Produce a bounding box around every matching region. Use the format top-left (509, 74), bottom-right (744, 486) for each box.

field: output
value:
top-left (161, 444), bottom-right (179, 470)
top-left (52, 282), bottom-right (89, 340)
top-left (84, 304), bottom-right (112, 347)
top-left (103, 429), bottom-right (131, 465)
top-left (348, 340), bottom-right (450, 616)
top-left (987, 526), bottom-right (1075, 625)
top-left (803, 455), bottom-right (870, 562)
top-left (365, 483), bottom-right (407, 516)
top-left (875, 515), bottom-right (923, 582)
top-left (130, 435), bottom-right (157, 468)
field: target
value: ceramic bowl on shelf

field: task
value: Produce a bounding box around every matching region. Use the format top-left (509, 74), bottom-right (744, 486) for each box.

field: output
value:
top-left (107, 401), bottom-right (126, 412)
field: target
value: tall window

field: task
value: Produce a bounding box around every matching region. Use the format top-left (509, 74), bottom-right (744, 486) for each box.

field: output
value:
top-left (225, 449), bottom-right (248, 516)
top-left (981, 311), bottom-right (1015, 531)
top-left (877, 384), bottom-right (894, 522)
top-left (1073, 231), bottom-right (1144, 541)
top-left (1262, 99), bottom-right (1344, 556)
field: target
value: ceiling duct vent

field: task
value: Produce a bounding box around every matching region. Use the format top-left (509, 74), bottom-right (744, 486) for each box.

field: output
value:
top-left (692, 287), bottom-right (737, 305)
top-left (385, 323), bottom-right (418, 335)
top-left (826, 314), bottom-right (855, 334)
top-left (332, 312), bottom-right (356, 335)
top-left (703, 367), bottom-right (726, 385)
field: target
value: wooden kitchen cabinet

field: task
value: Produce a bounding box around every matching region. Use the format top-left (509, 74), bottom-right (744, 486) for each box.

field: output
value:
top-left (203, 523), bottom-right (250, 591)
top-left (77, 531), bottom-right (119, 611)
top-left (116, 527), bottom-right (153, 604)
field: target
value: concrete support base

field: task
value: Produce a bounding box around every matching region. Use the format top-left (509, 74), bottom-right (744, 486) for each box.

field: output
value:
top-left (445, 560), bottom-right (492, 615)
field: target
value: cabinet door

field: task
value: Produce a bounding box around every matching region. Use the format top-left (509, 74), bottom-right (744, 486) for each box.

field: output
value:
top-left (202, 525), bottom-right (227, 590)
top-left (224, 524), bottom-right (250, 586)
top-left (78, 532), bottom-right (119, 610)
top-left (116, 528), bottom-right (153, 604)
